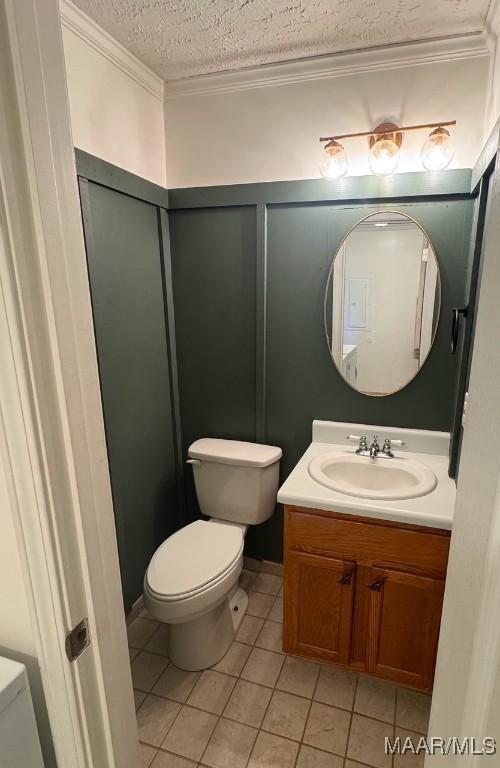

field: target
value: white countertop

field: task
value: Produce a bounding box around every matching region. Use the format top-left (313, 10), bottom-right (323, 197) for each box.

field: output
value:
top-left (277, 421), bottom-right (456, 530)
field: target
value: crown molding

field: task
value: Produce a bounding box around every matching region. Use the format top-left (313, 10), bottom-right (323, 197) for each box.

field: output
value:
top-left (165, 32), bottom-right (489, 99)
top-left (486, 0), bottom-right (500, 39)
top-left (59, 0), bottom-right (163, 101)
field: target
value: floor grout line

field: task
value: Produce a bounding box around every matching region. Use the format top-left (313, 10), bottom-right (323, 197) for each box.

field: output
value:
top-left (138, 688), bottom-right (393, 767)
top-left (289, 660), bottom-right (322, 768)
top-left (129, 645), bottom-right (170, 658)
top-left (134, 657), bottom-right (405, 726)
top-left (344, 670), bottom-right (360, 764)
top-left (134, 575), bottom-right (425, 768)
top-left (392, 686), bottom-right (398, 768)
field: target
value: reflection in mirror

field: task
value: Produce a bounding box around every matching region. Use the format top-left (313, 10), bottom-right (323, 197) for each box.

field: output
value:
top-left (325, 212), bottom-right (441, 396)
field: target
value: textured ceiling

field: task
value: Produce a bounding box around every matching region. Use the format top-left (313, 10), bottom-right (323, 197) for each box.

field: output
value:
top-left (71, 0), bottom-right (491, 80)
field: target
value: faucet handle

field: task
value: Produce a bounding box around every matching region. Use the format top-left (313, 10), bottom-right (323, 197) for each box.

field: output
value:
top-left (349, 434), bottom-right (368, 454)
top-left (382, 438), bottom-right (395, 457)
top-left (382, 437), bottom-right (406, 449)
top-left (372, 435), bottom-right (380, 448)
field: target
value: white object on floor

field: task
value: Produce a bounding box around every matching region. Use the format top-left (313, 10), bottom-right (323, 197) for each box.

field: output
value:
top-left (0, 656), bottom-right (44, 767)
top-left (144, 438), bottom-right (281, 670)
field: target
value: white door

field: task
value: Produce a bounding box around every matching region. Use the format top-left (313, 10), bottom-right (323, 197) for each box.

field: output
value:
top-left (429, 160), bottom-right (500, 762)
top-left (0, 0), bottom-right (137, 765)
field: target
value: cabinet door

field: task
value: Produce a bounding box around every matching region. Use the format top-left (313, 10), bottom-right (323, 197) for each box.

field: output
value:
top-left (284, 552), bottom-right (355, 663)
top-left (366, 567), bottom-right (445, 690)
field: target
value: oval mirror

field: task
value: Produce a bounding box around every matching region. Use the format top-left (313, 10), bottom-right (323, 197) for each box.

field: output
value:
top-left (325, 212), bottom-right (441, 396)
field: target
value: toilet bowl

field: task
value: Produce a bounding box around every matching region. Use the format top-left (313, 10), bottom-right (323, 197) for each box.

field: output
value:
top-left (144, 438), bottom-right (281, 671)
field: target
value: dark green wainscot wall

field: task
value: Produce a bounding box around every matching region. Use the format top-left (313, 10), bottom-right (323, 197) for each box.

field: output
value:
top-left (78, 161), bottom-right (182, 610)
top-left (169, 195), bottom-right (474, 563)
top-left (76, 148), bottom-right (483, 602)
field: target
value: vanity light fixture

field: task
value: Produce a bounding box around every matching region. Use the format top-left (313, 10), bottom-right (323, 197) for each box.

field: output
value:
top-left (319, 139), bottom-right (348, 180)
top-left (368, 122), bottom-right (402, 176)
top-left (319, 120), bottom-right (456, 177)
top-left (421, 126), bottom-right (455, 171)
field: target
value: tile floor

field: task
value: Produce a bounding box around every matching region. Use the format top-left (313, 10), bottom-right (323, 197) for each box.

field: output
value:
top-left (129, 569), bottom-right (431, 768)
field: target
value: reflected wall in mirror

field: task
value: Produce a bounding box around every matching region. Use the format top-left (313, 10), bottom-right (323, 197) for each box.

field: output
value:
top-left (325, 212), bottom-right (441, 396)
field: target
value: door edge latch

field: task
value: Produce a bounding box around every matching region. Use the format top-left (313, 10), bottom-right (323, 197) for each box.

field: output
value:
top-left (66, 618), bottom-right (91, 662)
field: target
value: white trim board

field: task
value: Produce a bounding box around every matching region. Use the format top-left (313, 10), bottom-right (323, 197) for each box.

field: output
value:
top-left (0, 0), bottom-right (138, 765)
top-left (59, 0), bottom-right (164, 101)
top-left (165, 32), bottom-right (490, 99)
top-left (486, 0), bottom-right (500, 38)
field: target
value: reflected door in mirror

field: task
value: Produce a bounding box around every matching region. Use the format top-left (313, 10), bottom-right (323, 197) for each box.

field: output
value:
top-left (325, 212), bottom-right (441, 396)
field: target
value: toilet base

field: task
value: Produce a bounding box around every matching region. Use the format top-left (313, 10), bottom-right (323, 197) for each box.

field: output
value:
top-left (168, 587), bottom-right (248, 671)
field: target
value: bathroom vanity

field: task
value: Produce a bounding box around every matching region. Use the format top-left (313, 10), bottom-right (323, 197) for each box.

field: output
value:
top-left (278, 421), bottom-right (455, 693)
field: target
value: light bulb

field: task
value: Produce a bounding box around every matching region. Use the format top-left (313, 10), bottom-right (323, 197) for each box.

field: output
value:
top-left (421, 127), bottom-right (454, 171)
top-left (320, 140), bottom-right (348, 180)
top-left (368, 135), bottom-right (400, 176)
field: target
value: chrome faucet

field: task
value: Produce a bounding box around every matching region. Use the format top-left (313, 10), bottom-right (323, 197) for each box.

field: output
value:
top-left (347, 434), bottom-right (406, 459)
top-left (369, 435), bottom-right (380, 458)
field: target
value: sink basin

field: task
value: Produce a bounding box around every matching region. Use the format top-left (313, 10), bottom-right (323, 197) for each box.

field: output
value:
top-left (308, 452), bottom-right (437, 500)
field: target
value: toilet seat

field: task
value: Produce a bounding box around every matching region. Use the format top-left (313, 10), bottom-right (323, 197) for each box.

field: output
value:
top-left (145, 519), bottom-right (244, 602)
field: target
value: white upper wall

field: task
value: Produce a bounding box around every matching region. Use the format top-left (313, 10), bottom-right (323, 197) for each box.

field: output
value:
top-left (164, 38), bottom-right (490, 188)
top-left (60, 1), bottom-right (494, 190)
top-left (61, 1), bottom-right (166, 186)
top-left (485, 5), bottom-right (500, 137)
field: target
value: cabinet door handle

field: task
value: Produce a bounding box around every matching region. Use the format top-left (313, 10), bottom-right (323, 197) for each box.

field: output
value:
top-left (368, 577), bottom-right (387, 591)
top-left (339, 568), bottom-right (355, 586)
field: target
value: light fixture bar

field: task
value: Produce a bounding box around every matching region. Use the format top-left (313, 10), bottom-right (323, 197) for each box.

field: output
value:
top-left (319, 120), bottom-right (456, 143)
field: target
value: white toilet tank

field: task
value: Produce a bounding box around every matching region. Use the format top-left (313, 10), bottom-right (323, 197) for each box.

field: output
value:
top-left (188, 439), bottom-right (282, 525)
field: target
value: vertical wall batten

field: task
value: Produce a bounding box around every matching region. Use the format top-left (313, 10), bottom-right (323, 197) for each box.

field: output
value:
top-left (158, 208), bottom-right (185, 525)
top-left (77, 175), bottom-right (126, 568)
top-left (255, 203), bottom-right (268, 442)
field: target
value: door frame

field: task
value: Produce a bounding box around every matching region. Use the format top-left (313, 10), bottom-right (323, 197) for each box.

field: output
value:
top-left (3, 2), bottom-right (500, 767)
top-left (428, 135), bottom-right (500, 763)
top-left (0, 0), bottom-right (136, 765)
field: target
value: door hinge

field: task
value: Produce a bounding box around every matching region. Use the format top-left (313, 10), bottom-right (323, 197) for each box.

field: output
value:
top-left (65, 618), bottom-right (90, 662)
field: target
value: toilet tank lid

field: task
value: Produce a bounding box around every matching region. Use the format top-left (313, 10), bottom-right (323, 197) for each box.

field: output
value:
top-left (189, 438), bottom-right (282, 467)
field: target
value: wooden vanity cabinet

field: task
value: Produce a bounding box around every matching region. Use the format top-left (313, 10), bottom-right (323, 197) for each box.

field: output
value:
top-left (286, 551), bottom-right (355, 665)
top-left (283, 505), bottom-right (451, 692)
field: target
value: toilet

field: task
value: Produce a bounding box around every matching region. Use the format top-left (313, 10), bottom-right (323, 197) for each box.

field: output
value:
top-left (143, 438), bottom-right (282, 671)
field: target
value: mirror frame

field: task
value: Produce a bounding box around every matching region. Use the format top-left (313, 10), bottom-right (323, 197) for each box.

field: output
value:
top-left (324, 210), bottom-right (442, 397)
